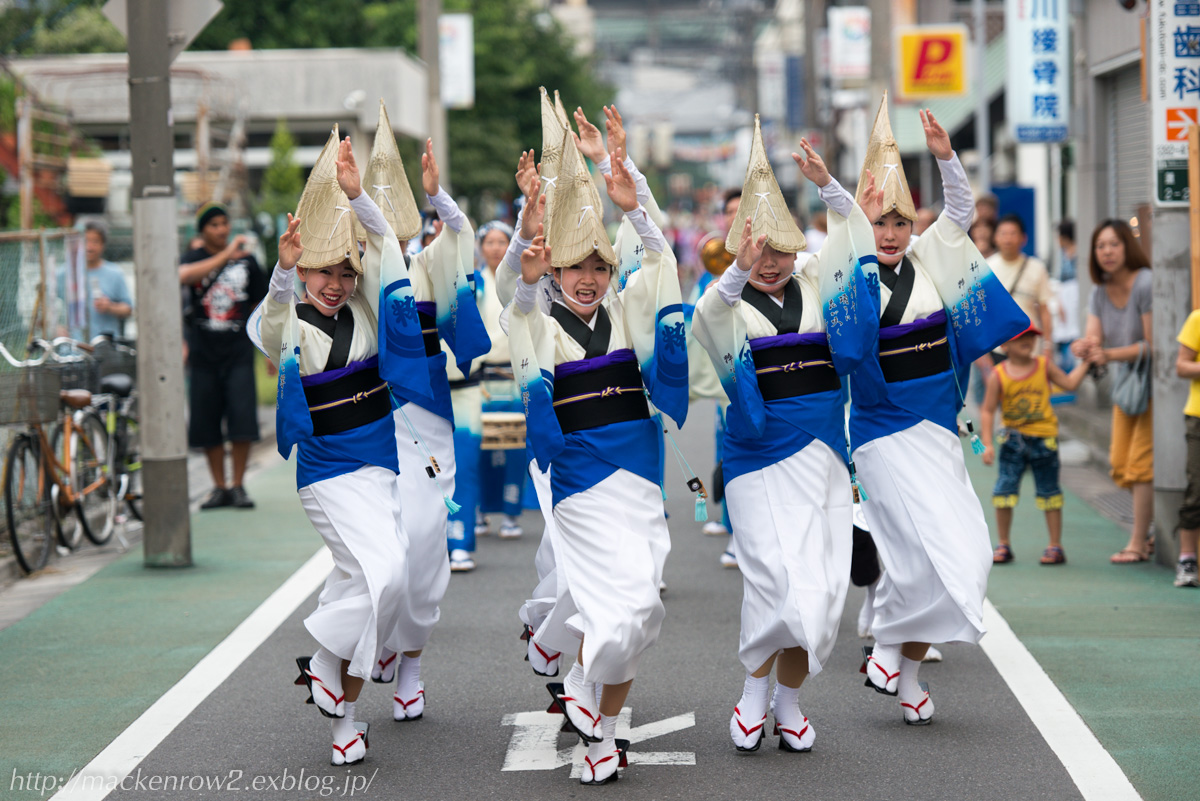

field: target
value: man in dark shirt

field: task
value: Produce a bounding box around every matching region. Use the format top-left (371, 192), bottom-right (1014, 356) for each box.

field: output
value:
top-left (179, 202), bottom-right (268, 509)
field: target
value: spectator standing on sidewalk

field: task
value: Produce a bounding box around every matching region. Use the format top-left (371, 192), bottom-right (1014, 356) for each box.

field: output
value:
top-left (1052, 220), bottom-right (1080, 370)
top-left (58, 221), bottom-right (134, 340)
top-left (981, 325), bottom-right (1089, 565)
top-left (1173, 310), bottom-right (1200, 587)
top-left (1071, 219), bottom-right (1154, 564)
top-left (179, 202), bottom-right (268, 510)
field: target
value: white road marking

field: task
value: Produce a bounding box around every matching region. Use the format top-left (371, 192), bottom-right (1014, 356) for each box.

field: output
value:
top-left (501, 707), bottom-right (695, 775)
top-left (50, 548), bottom-right (333, 801)
top-left (980, 599), bottom-right (1142, 801)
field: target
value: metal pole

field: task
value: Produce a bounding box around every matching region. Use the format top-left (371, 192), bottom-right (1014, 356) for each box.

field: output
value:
top-left (419, 0), bottom-right (449, 192)
top-left (973, 0), bottom-right (990, 193)
top-left (17, 96), bottom-right (32, 230)
top-left (127, 0), bottom-right (192, 568)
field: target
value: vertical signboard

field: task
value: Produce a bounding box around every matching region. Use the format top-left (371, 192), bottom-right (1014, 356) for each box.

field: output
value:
top-left (827, 7), bottom-right (871, 82)
top-left (439, 13), bottom-right (475, 109)
top-left (1151, 0), bottom-right (1200, 205)
top-left (1006, 0), bottom-right (1069, 143)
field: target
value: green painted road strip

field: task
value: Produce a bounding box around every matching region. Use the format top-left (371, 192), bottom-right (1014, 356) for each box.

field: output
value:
top-left (0, 461), bottom-right (318, 797)
top-left (966, 451), bottom-right (1199, 801)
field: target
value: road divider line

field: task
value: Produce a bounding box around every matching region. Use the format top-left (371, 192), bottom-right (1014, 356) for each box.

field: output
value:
top-left (981, 599), bottom-right (1141, 801)
top-left (51, 547), bottom-right (333, 801)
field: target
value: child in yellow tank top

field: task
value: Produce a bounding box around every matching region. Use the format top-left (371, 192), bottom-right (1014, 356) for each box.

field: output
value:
top-left (980, 326), bottom-right (1089, 565)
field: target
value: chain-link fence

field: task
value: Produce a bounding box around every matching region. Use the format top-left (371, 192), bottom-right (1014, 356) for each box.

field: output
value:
top-left (0, 228), bottom-right (78, 562)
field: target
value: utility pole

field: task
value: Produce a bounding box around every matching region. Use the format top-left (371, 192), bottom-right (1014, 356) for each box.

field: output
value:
top-left (419, 0), bottom-right (450, 192)
top-left (17, 97), bottom-right (32, 230)
top-left (973, 0), bottom-right (990, 193)
top-left (126, 0), bottom-right (192, 567)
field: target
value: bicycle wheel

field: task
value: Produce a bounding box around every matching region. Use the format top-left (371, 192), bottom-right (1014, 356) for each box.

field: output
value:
top-left (48, 421), bottom-right (84, 550)
top-left (5, 434), bottom-right (53, 574)
top-left (120, 411), bottom-right (143, 522)
top-left (74, 411), bottom-right (116, 545)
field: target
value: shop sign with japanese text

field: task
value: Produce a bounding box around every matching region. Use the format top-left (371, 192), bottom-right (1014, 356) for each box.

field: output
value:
top-left (1151, 0), bottom-right (1200, 205)
top-left (1006, 0), bottom-right (1069, 144)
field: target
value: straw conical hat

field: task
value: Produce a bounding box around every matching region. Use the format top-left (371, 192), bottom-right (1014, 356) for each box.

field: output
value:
top-left (354, 99), bottom-right (422, 242)
top-left (724, 115), bottom-right (806, 255)
top-left (854, 92), bottom-right (917, 222)
top-left (296, 125), bottom-right (362, 273)
top-left (545, 130), bottom-right (617, 268)
top-left (540, 87), bottom-right (569, 185)
top-left (553, 90), bottom-right (570, 128)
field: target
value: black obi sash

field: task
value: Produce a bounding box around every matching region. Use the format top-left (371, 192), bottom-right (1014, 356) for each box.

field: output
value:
top-left (303, 365), bottom-right (391, 437)
top-left (752, 342), bottom-right (840, 401)
top-left (418, 308), bottom-right (440, 357)
top-left (878, 324), bottom-right (950, 383)
top-left (552, 358), bottom-right (650, 435)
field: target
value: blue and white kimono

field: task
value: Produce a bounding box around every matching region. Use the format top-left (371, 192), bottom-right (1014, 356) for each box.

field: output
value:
top-left (507, 203), bottom-right (687, 686)
top-left (260, 190), bottom-right (410, 681)
top-left (379, 188), bottom-right (490, 653)
top-left (845, 154), bottom-right (1029, 648)
top-left (692, 179), bottom-right (878, 676)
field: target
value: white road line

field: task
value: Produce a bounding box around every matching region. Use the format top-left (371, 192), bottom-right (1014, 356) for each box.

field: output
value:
top-left (51, 547), bottom-right (333, 801)
top-left (980, 599), bottom-right (1142, 801)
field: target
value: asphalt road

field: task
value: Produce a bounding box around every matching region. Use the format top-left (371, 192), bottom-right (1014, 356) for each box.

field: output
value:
top-left (105, 401), bottom-right (1083, 801)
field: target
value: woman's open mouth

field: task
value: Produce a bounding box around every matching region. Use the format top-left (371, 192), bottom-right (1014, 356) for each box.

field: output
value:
top-left (575, 288), bottom-right (596, 302)
top-left (321, 291), bottom-right (343, 305)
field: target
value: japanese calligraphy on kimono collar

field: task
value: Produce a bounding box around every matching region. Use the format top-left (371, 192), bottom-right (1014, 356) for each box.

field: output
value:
top-left (544, 126), bottom-right (618, 270)
top-left (354, 100), bottom-right (423, 244)
top-left (724, 114), bottom-right (807, 257)
top-left (854, 92), bottom-right (918, 223)
top-left (295, 126), bottom-right (363, 275)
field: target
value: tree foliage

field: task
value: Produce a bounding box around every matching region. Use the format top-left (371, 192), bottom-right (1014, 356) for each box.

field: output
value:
top-left (4, 0), bottom-right (612, 213)
top-left (195, 0), bottom-right (612, 210)
top-left (259, 119), bottom-right (303, 217)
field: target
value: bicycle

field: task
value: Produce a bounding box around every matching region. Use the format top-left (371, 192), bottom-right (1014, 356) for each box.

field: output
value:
top-left (1, 339), bottom-right (116, 573)
top-left (90, 335), bottom-right (141, 522)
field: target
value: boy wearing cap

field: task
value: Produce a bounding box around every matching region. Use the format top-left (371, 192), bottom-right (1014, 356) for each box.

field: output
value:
top-left (980, 326), bottom-right (1088, 565)
top-left (179, 201), bottom-right (268, 510)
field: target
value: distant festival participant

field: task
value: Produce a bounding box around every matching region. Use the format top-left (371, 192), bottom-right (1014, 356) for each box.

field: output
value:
top-left (355, 102), bottom-right (491, 723)
top-left (693, 117), bottom-right (878, 753)
top-left (848, 97), bottom-right (1028, 725)
top-left (510, 126), bottom-right (689, 785)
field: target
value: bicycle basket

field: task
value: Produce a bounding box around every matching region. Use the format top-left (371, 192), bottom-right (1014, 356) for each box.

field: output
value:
top-left (52, 357), bottom-right (100, 393)
top-left (0, 366), bottom-right (62, 425)
top-left (95, 341), bottom-right (137, 381)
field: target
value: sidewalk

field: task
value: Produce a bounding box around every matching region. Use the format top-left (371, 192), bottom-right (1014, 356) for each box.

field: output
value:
top-left (0, 423), bottom-right (1195, 800)
top-left (966, 451), bottom-right (1198, 801)
top-left (0, 458), bottom-right (320, 790)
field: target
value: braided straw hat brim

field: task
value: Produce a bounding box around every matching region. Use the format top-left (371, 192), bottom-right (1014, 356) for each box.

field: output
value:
top-left (854, 92), bottom-right (917, 222)
top-left (545, 130), bottom-right (617, 269)
top-left (354, 99), bottom-right (422, 243)
top-left (724, 115), bottom-right (805, 255)
top-left (296, 126), bottom-right (362, 273)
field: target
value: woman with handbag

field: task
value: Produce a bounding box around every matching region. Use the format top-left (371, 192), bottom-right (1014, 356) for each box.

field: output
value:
top-left (1071, 219), bottom-right (1154, 564)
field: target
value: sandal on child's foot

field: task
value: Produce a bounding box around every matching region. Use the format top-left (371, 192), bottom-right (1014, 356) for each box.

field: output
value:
top-left (1110, 548), bottom-right (1148, 564)
top-left (992, 544), bottom-right (1014, 564)
top-left (1039, 546), bottom-right (1066, 565)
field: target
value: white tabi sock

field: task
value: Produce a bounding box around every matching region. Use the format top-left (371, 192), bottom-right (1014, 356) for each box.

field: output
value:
top-left (333, 701), bottom-right (358, 741)
top-left (595, 682), bottom-right (604, 710)
top-left (898, 656), bottom-right (922, 701)
top-left (772, 682), bottom-right (815, 750)
top-left (567, 660), bottom-right (587, 690)
top-left (738, 674), bottom-right (769, 724)
top-left (396, 654), bottom-right (422, 702)
top-left (309, 647), bottom-right (343, 711)
top-left (584, 713), bottom-right (621, 782)
top-left (868, 642), bottom-right (901, 692)
top-left (898, 656), bottom-right (934, 722)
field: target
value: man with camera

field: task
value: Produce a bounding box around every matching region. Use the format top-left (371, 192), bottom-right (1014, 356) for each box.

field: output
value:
top-left (179, 202), bottom-right (268, 510)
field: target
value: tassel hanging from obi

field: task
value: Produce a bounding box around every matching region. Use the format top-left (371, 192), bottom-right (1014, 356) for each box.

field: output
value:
top-left (849, 461), bottom-right (869, 503)
top-left (965, 418), bottom-right (985, 455)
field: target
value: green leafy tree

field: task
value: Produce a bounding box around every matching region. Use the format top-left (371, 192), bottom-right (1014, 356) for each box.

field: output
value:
top-left (256, 119), bottom-right (304, 264)
top-left (1, 2), bottom-right (124, 55)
